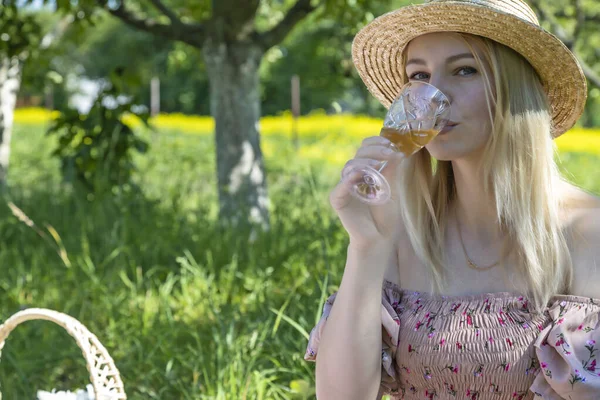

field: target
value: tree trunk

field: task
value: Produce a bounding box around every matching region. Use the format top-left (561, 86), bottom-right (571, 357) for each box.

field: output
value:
top-left (0, 55), bottom-right (22, 191)
top-left (202, 40), bottom-right (270, 235)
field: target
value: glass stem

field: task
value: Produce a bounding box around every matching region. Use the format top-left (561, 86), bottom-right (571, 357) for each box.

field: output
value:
top-left (376, 160), bottom-right (389, 173)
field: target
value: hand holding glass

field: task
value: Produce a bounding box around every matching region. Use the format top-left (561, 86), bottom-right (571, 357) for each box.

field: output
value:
top-left (341, 81), bottom-right (451, 205)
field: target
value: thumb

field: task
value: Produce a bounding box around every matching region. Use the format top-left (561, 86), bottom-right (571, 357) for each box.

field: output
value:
top-left (330, 168), bottom-right (365, 211)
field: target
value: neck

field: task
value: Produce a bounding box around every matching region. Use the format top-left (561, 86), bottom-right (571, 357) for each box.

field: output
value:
top-left (450, 158), bottom-right (505, 246)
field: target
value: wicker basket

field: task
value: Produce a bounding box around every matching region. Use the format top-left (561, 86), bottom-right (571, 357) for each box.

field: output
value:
top-left (0, 308), bottom-right (127, 400)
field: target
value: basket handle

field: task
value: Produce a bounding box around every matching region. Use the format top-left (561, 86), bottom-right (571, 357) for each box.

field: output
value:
top-left (0, 308), bottom-right (126, 400)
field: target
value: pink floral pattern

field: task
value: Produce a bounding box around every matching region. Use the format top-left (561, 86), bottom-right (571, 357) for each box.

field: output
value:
top-left (304, 279), bottom-right (600, 399)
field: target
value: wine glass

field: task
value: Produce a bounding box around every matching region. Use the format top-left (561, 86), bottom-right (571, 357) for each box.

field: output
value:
top-left (341, 81), bottom-right (451, 205)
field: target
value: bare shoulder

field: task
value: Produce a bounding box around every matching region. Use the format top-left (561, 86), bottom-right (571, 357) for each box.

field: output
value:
top-left (384, 218), bottom-right (413, 288)
top-left (560, 181), bottom-right (600, 299)
top-left (559, 180), bottom-right (600, 210)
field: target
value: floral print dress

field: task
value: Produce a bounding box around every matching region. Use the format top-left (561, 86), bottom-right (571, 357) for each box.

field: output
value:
top-left (304, 279), bottom-right (600, 399)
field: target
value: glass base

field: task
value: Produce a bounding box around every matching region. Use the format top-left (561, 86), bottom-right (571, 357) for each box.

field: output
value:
top-left (341, 164), bottom-right (391, 205)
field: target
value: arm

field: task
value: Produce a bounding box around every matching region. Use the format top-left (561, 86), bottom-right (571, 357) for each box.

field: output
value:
top-left (315, 243), bottom-right (398, 400)
top-left (570, 206), bottom-right (600, 299)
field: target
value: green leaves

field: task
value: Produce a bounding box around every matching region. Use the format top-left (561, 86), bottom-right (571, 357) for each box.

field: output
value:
top-left (0, 5), bottom-right (42, 58)
top-left (46, 71), bottom-right (151, 196)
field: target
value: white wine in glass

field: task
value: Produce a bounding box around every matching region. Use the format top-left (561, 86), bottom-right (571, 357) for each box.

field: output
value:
top-left (341, 81), bottom-right (451, 205)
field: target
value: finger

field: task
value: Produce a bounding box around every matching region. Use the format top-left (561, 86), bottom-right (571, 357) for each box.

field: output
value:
top-left (330, 168), bottom-right (366, 211)
top-left (333, 159), bottom-right (381, 208)
top-left (342, 158), bottom-right (383, 174)
top-left (361, 136), bottom-right (394, 147)
top-left (355, 144), bottom-right (397, 160)
top-left (330, 178), bottom-right (352, 211)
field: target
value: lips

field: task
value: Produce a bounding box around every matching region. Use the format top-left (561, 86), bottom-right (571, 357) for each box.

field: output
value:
top-left (439, 123), bottom-right (458, 135)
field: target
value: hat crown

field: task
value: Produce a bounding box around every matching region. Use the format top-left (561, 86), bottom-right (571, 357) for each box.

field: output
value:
top-left (426, 0), bottom-right (539, 25)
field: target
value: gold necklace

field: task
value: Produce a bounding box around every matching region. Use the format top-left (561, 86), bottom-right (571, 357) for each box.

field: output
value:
top-left (455, 211), bottom-right (504, 271)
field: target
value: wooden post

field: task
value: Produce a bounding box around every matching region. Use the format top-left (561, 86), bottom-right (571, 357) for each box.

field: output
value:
top-left (151, 76), bottom-right (160, 117)
top-left (291, 75), bottom-right (300, 151)
top-left (44, 83), bottom-right (54, 111)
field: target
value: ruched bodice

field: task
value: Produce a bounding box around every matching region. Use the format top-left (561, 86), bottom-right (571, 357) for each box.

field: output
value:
top-left (304, 279), bottom-right (600, 399)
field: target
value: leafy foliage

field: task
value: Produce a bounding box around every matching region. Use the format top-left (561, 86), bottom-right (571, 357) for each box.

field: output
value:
top-left (46, 72), bottom-right (150, 195)
top-left (0, 4), bottom-right (42, 58)
top-left (72, 17), bottom-right (210, 115)
top-left (9, 0), bottom-right (600, 120)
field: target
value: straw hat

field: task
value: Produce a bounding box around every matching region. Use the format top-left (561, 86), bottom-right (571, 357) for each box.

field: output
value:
top-left (352, 0), bottom-right (588, 138)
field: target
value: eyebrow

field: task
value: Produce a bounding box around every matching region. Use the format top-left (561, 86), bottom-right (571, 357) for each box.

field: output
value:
top-left (405, 53), bottom-right (475, 67)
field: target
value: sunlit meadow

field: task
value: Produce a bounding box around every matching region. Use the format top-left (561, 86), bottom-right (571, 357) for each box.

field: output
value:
top-left (0, 108), bottom-right (599, 399)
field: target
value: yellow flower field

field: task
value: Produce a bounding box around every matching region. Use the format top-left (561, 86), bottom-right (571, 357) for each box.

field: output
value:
top-left (14, 107), bottom-right (600, 166)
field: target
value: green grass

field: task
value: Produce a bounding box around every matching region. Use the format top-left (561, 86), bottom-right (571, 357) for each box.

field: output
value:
top-left (0, 123), bottom-right (346, 400)
top-left (0, 124), bottom-right (599, 399)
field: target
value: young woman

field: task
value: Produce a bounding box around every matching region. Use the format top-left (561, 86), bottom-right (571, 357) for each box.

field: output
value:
top-left (304, 0), bottom-right (600, 399)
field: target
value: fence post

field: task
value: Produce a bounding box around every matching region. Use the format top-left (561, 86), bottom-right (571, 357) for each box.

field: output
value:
top-left (291, 75), bottom-right (300, 151)
top-left (44, 83), bottom-right (54, 110)
top-left (151, 76), bottom-right (160, 117)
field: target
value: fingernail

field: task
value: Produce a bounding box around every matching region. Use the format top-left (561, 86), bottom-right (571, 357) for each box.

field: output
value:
top-left (383, 148), bottom-right (394, 155)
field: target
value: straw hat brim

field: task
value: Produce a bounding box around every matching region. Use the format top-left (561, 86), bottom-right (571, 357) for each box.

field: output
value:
top-left (352, 2), bottom-right (588, 138)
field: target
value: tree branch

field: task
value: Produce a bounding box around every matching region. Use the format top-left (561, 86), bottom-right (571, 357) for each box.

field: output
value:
top-left (255, 0), bottom-right (318, 51)
top-left (578, 55), bottom-right (600, 89)
top-left (529, 0), bottom-right (574, 49)
top-left (145, 0), bottom-right (205, 34)
top-left (554, 10), bottom-right (600, 24)
top-left (148, 0), bottom-right (179, 24)
top-left (147, 0), bottom-right (208, 33)
top-left (529, 0), bottom-right (600, 88)
top-left (572, 0), bottom-right (585, 43)
top-left (101, 1), bottom-right (207, 48)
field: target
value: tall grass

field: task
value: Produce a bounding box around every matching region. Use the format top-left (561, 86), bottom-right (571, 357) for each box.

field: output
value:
top-left (0, 122), bottom-right (347, 400)
top-left (0, 113), bottom-right (599, 399)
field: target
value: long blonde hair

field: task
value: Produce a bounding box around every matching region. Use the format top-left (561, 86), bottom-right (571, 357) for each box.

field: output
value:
top-left (397, 33), bottom-right (573, 313)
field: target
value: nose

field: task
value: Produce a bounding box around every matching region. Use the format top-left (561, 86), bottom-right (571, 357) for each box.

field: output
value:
top-left (428, 75), bottom-right (453, 104)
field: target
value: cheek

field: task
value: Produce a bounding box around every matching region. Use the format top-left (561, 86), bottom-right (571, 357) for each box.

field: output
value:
top-left (456, 85), bottom-right (490, 121)
top-left (436, 86), bottom-right (492, 147)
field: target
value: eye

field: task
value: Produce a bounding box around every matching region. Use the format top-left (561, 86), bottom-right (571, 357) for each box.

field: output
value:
top-left (407, 66), bottom-right (478, 80)
top-left (456, 66), bottom-right (477, 76)
top-left (408, 71), bottom-right (429, 80)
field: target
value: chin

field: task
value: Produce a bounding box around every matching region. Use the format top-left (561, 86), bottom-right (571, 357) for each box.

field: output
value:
top-left (424, 146), bottom-right (463, 161)
top-left (425, 139), bottom-right (488, 162)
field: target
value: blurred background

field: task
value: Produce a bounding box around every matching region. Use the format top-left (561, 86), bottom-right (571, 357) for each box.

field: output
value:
top-left (0, 0), bottom-right (599, 398)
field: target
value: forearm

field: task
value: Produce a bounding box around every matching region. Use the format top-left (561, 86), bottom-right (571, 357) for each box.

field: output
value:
top-left (315, 244), bottom-right (394, 400)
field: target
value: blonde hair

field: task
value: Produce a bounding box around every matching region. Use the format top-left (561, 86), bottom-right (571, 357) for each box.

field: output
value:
top-left (397, 33), bottom-right (573, 313)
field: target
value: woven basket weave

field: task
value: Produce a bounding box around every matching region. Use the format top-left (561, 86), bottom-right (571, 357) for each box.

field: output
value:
top-left (0, 308), bottom-right (126, 400)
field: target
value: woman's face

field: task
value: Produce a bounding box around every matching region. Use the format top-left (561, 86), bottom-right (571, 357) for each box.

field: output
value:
top-left (404, 32), bottom-right (495, 162)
